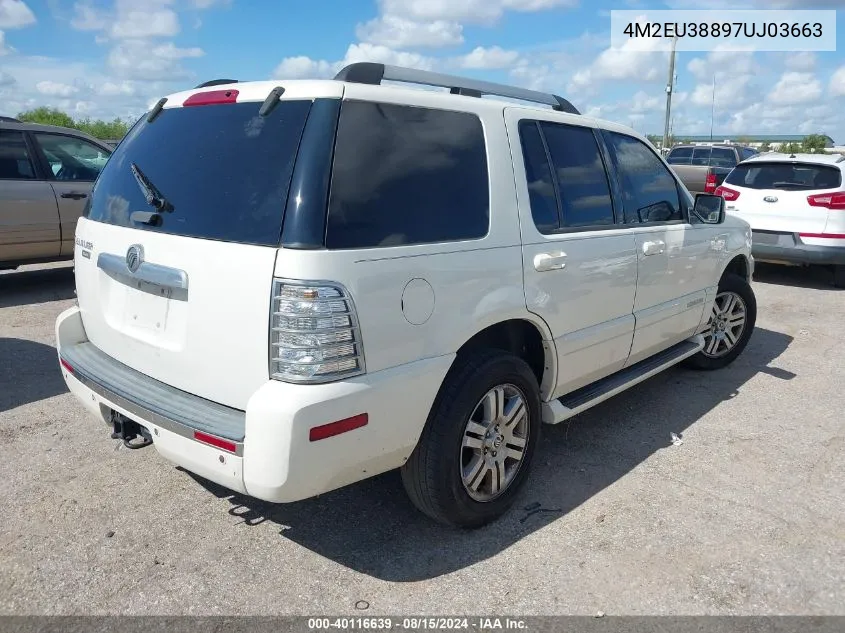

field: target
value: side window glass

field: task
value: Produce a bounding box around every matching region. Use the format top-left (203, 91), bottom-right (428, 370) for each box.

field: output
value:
top-left (540, 122), bottom-right (615, 228)
top-left (326, 102), bottom-right (489, 249)
top-left (666, 147), bottom-right (692, 165)
top-left (0, 130), bottom-right (36, 180)
top-left (32, 134), bottom-right (111, 182)
top-left (605, 131), bottom-right (683, 224)
top-left (518, 121), bottom-right (559, 234)
top-left (710, 147), bottom-right (737, 168)
top-left (690, 147), bottom-right (711, 166)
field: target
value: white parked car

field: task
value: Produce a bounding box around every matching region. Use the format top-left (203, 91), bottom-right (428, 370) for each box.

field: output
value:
top-left (56, 64), bottom-right (756, 528)
top-left (716, 152), bottom-right (845, 287)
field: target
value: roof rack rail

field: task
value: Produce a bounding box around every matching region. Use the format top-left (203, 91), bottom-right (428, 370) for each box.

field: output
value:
top-left (194, 79), bottom-right (239, 89)
top-left (333, 63), bottom-right (580, 115)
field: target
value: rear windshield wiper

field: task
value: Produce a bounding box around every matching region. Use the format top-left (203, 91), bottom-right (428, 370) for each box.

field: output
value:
top-left (130, 162), bottom-right (173, 212)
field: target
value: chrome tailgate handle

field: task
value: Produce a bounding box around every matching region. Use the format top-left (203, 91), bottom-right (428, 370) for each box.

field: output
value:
top-left (97, 252), bottom-right (189, 291)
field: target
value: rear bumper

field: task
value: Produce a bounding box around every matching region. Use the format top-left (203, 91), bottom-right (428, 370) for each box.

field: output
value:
top-left (56, 306), bottom-right (453, 503)
top-left (752, 243), bottom-right (845, 266)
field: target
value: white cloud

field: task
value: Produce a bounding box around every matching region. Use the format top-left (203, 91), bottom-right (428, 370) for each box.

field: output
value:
top-left (0, 69), bottom-right (15, 85)
top-left (189, 0), bottom-right (231, 7)
top-left (99, 80), bottom-right (138, 97)
top-left (0, 0), bottom-right (35, 29)
top-left (458, 46), bottom-right (520, 69)
top-left (356, 15), bottom-right (463, 48)
top-left (629, 90), bottom-right (662, 113)
top-left (110, 8), bottom-right (180, 39)
top-left (274, 43), bottom-right (435, 81)
top-left (378, 0), bottom-right (577, 25)
top-left (273, 56), bottom-right (334, 80)
top-left (35, 80), bottom-right (79, 97)
top-left (785, 52), bottom-right (816, 72)
top-left (70, 2), bottom-right (106, 31)
top-left (108, 40), bottom-right (204, 80)
top-left (830, 66), bottom-right (845, 98)
top-left (767, 71), bottom-right (823, 106)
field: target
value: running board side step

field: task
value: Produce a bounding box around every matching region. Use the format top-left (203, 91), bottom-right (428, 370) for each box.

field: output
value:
top-left (542, 335), bottom-right (704, 424)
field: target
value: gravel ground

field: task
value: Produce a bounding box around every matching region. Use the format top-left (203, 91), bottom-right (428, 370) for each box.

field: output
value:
top-left (0, 261), bottom-right (843, 615)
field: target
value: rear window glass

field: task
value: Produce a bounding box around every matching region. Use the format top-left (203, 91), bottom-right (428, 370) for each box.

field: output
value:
top-left (325, 101), bottom-right (489, 249)
top-left (725, 162), bottom-right (842, 191)
top-left (85, 100), bottom-right (312, 246)
top-left (709, 147), bottom-right (737, 168)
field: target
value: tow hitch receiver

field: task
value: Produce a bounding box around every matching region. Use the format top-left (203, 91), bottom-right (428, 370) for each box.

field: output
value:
top-left (110, 410), bottom-right (153, 449)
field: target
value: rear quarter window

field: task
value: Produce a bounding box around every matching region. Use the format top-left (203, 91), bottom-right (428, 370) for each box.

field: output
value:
top-left (325, 101), bottom-right (489, 249)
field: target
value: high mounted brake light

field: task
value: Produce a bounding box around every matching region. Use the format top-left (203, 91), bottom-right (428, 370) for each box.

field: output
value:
top-left (183, 89), bottom-right (239, 107)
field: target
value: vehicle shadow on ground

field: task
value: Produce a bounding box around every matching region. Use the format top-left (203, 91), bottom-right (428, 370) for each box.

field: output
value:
top-left (0, 338), bottom-right (67, 413)
top-left (752, 263), bottom-right (841, 291)
top-left (0, 265), bottom-right (75, 309)
top-left (186, 326), bottom-right (793, 582)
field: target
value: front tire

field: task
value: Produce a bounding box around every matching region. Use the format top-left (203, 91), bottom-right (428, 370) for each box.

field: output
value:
top-left (683, 272), bottom-right (756, 371)
top-left (401, 349), bottom-right (542, 529)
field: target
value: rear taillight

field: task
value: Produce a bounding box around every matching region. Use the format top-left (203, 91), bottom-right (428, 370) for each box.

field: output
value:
top-left (714, 185), bottom-right (740, 201)
top-left (705, 173), bottom-right (717, 193)
top-left (269, 280), bottom-right (365, 384)
top-left (807, 192), bottom-right (845, 210)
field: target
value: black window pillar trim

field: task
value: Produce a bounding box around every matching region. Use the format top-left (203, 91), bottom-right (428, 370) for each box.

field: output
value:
top-left (532, 120), bottom-right (566, 230)
top-left (280, 98), bottom-right (342, 250)
top-left (596, 129), bottom-right (628, 225)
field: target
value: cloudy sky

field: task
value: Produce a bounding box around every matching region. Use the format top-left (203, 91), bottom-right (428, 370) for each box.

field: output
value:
top-left (1, 0), bottom-right (845, 141)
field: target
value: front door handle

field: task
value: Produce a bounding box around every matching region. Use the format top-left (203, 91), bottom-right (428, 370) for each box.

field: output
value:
top-left (642, 240), bottom-right (666, 256)
top-left (533, 251), bottom-right (567, 272)
top-left (60, 192), bottom-right (88, 200)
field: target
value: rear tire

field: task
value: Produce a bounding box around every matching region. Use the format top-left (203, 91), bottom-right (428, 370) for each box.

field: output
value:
top-left (683, 273), bottom-right (756, 371)
top-left (833, 265), bottom-right (845, 289)
top-left (401, 349), bottom-right (541, 529)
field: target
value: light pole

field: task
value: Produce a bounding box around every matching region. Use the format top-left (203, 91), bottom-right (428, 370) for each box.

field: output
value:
top-left (661, 35), bottom-right (678, 152)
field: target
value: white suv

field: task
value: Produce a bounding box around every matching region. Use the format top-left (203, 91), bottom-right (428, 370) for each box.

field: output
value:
top-left (716, 152), bottom-right (845, 287)
top-left (55, 64), bottom-right (756, 528)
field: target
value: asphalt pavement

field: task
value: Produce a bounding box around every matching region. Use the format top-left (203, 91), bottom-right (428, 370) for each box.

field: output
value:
top-left (0, 262), bottom-right (843, 615)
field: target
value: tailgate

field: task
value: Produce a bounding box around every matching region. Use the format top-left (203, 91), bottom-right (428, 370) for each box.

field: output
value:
top-left (75, 219), bottom-right (277, 409)
top-left (72, 94), bottom-right (315, 410)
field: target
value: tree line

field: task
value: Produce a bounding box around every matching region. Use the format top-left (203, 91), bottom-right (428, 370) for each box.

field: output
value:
top-left (14, 107), bottom-right (132, 140)
top-left (646, 133), bottom-right (832, 154)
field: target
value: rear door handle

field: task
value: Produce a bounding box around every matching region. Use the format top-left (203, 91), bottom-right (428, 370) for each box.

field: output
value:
top-left (60, 192), bottom-right (88, 200)
top-left (533, 251), bottom-right (567, 272)
top-left (642, 240), bottom-right (666, 256)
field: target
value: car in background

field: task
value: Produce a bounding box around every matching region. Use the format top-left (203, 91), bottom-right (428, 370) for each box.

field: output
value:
top-left (666, 144), bottom-right (758, 195)
top-left (0, 119), bottom-right (113, 270)
top-left (715, 152), bottom-right (845, 287)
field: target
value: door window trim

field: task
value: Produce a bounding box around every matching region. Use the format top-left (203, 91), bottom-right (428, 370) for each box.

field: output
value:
top-left (28, 131), bottom-right (112, 183)
top-left (0, 129), bottom-right (43, 181)
top-left (517, 118), bottom-right (621, 236)
top-left (599, 129), bottom-right (691, 227)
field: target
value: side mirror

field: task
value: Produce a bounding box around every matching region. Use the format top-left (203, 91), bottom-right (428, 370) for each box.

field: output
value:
top-left (693, 193), bottom-right (726, 224)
